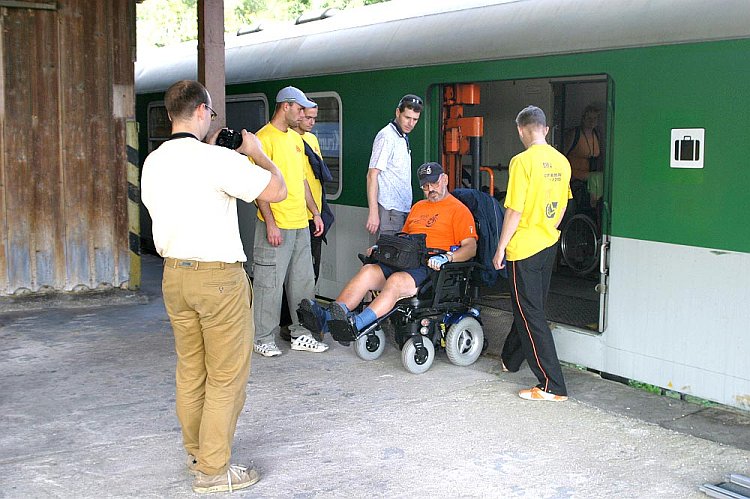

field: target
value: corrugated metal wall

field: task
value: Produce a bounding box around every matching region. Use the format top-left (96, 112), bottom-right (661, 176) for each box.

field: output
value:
top-left (0, 0), bottom-right (135, 296)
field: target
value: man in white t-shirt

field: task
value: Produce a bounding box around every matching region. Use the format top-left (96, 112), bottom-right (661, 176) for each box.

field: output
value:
top-left (141, 80), bottom-right (286, 494)
top-left (365, 94), bottom-right (423, 237)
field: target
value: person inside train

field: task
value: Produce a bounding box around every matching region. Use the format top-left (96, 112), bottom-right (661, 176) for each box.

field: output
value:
top-left (300, 162), bottom-right (477, 338)
top-left (564, 104), bottom-right (601, 216)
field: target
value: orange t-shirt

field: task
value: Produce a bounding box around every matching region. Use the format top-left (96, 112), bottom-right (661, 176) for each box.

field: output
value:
top-left (402, 194), bottom-right (477, 251)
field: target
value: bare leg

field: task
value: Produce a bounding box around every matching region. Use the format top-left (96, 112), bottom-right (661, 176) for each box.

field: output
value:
top-left (366, 272), bottom-right (418, 318)
top-left (336, 264), bottom-right (387, 311)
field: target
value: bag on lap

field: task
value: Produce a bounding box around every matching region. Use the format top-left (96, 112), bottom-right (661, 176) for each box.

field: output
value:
top-left (371, 233), bottom-right (428, 270)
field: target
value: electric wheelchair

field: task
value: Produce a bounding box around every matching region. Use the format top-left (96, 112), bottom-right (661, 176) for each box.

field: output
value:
top-left (299, 258), bottom-right (485, 374)
top-left (298, 188), bottom-right (503, 374)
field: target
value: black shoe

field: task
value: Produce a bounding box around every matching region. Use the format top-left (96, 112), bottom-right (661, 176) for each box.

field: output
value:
top-left (280, 326), bottom-right (292, 343)
top-left (328, 303), bottom-right (357, 345)
top-left (298, 298), bottom-right (327, 342)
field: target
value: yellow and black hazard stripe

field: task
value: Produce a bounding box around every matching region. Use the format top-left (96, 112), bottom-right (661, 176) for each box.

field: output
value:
top-left (127, 120), bottom-right (141, 290)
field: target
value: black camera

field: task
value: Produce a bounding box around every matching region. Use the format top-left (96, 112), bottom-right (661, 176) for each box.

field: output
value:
top-left (216, 128), bottom-right (243, 150)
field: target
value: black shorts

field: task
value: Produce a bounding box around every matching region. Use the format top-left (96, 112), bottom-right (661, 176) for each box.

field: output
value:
top-left (376, 262), bottom-right (430, 288)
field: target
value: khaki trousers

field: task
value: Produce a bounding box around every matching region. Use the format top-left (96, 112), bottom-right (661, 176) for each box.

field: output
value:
top-left (162, 258), bottom-right (254, 475)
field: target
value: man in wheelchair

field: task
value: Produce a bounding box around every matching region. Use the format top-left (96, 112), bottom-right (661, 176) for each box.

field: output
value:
top-left (299, 162), bottom-right (478, 368)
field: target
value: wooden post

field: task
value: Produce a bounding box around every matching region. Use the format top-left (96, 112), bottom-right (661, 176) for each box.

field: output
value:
top-left (197, 0), bottom-right (226, 133)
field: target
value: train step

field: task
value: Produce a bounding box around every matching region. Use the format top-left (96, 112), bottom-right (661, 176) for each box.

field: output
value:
top-left (701, 474), bottom-right (750, 498)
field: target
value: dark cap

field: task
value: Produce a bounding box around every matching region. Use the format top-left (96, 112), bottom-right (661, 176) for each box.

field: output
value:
top-left (417, 162), bottom-right (444, 186)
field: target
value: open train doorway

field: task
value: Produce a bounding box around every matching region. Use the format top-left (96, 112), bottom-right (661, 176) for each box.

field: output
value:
top-left (439, 76), bottom-right (610, 333)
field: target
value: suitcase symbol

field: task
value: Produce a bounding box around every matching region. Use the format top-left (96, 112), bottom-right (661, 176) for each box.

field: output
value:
top-left (675, 136), bottom-right (700, 161)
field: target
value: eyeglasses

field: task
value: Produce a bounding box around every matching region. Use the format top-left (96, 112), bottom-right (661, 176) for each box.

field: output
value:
top-left (204, 103), bottom-right (217, 121)
top-left (399, 96), bottom-right (423, 108)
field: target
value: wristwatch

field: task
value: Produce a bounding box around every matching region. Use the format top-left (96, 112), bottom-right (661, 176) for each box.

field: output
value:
top-left (446, 251), bottom-right (454, 262)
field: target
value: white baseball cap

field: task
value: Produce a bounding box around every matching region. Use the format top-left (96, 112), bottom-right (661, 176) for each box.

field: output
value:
top-left (276, 86), bottom-right (317, 108)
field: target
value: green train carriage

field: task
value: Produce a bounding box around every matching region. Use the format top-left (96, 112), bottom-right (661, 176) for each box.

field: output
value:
top-left (136, 0), bottom-right (750, 409)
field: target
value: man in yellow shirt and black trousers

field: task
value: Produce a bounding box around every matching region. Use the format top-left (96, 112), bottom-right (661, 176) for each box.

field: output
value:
top-left (493, 105), bottom-right (572, 402)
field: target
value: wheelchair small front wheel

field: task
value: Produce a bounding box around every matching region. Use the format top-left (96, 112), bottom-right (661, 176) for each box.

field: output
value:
top-left (445, 317), bottom-right (484, 366)
top-left (353, 327), bottom-right (386, 361)
top-left (401, 336), bottom-right (435, 374)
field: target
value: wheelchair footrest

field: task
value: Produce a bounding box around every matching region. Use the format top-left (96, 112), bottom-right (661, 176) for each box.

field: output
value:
top-left (297, 307), bottom-right (319, 335)
top-left (328, 319), bottom-right (358, 343)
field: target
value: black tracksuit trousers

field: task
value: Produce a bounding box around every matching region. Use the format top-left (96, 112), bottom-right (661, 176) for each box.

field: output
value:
top-left (501, 243), bottom-right (568, 396)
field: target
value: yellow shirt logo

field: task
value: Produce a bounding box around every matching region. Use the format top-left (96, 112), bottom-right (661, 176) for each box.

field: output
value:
top-left (545, 201), bottom-right (558, 219)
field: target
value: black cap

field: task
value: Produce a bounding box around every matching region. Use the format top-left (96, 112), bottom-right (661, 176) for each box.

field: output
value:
top-left (417, 162), bottom-right (444, 186)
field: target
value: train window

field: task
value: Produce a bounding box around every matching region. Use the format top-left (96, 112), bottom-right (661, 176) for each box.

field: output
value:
top-left (306, 92), bottom-right (342, 200)
top-left (147, 103), bottom-right (170, 153)
top-left (226, 94), bottom-right (268, 134)
top-left (146, 96), bottom-right (268, 154)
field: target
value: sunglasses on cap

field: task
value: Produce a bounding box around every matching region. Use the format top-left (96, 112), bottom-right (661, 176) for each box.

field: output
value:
top-left (399, 96), bottom-right (423, 108)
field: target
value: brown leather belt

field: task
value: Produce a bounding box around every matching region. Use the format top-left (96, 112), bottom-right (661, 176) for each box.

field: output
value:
top-left (164, 258), bottom-right (243, 270)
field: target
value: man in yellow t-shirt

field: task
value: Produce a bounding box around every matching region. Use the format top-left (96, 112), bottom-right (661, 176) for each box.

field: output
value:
top-left (493, 105), bottom-right (571, 402)
top-left (253, 86), bottom-right (327, 357)
top-left (292, 104), bottom-right (326, 282)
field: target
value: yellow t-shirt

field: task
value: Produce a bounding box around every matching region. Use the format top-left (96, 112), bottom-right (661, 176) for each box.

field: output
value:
top-left (255, 123), bottom-right (309, 229)
top-left (505, 144), bottom-right (572, 261)
top-left (301, 132), bottom-right (324, 220)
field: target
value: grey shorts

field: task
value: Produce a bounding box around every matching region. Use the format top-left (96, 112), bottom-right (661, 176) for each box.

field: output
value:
top-left (377, 205), bottom-right (408, 237)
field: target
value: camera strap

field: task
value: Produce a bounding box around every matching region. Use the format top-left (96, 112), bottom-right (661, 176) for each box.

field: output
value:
top-left (168, 132), bottom-right (199, 141)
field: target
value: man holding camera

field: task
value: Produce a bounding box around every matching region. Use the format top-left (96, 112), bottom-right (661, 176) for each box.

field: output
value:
top-left (253, 86), bottom-right (328, 356)
top-left (141, 80), bottom-right (286, 493)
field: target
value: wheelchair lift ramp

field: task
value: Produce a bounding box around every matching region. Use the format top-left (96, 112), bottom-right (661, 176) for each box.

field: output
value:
top-left (701, 474), bottom-right (750, 498)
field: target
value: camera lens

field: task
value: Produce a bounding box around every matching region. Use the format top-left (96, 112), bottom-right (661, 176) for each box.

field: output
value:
top-left (216, 128), bottom-right (242, 150)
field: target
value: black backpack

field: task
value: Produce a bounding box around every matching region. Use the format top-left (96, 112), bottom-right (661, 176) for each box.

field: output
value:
top-left (452, 188), bottom-right (507, 285)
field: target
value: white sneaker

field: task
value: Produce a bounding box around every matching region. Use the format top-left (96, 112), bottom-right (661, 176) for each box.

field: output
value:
top-left (254, 341), bottom-right (282, 357)
top-left (290, 334), bottom-right (329, 353)
top-left (192, 464), bottom-right (260, 494)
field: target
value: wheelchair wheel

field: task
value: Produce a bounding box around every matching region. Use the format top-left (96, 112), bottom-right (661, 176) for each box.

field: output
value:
top-left (401, 336), bottom-right (435, 374)
top-left (445, 317), bottom-right (484, 366)
top-left (353, 327), bottom-right (386, 361)
top-left (560, 213), bottom-right (599, 275)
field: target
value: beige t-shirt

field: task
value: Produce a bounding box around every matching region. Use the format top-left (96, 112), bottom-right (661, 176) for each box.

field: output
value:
top-left (142, 137), bottom-right (271, 262)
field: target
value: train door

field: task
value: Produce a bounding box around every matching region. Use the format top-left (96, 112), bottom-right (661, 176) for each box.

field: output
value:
top-left (552, 78), bottom-right (610, 332)
top-left (439, 77), bottom-right (611, 333)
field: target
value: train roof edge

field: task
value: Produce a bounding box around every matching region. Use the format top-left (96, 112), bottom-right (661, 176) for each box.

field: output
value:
top-left (136, 0), bottom-right (750, 94)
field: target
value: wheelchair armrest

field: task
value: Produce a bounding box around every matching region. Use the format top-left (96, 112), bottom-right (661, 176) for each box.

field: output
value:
top-left (426, 260), bottom-right (479, 308)
top-left (438, 261), bottom-right (480, 273)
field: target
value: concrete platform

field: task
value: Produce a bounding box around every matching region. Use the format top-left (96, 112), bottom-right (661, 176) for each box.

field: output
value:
top-left (1, 254), bottom-right (749, 497)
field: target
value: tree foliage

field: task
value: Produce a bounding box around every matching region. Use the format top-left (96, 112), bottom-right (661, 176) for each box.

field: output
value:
top-left (137, 0), bottom-right (390, 50)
